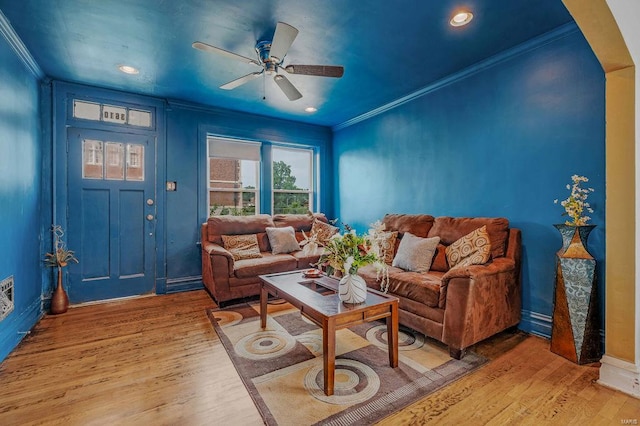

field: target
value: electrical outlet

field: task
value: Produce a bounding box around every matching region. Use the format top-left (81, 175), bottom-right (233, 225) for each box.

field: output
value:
top-left (0, 276), bottom-right (14, 321)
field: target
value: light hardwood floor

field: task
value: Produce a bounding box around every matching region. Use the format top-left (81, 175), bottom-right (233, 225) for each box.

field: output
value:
top-left (0, 290), bottom-right (638, 425)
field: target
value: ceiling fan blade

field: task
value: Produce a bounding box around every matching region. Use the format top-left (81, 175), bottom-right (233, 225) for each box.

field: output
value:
top-left (192, 41), bottom-right (260, 66)
top-left (269, 22), bottom-right (299, 62)
top-left (273, 74), bottom-right (302, 101)
top-left (220, 71), bottom-right (263, 90)
top-left (284, 65), bottom-right (344, 78)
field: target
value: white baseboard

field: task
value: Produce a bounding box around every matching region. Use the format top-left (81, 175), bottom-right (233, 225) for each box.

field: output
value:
top-left (598, 354), bottom-right (640, 398)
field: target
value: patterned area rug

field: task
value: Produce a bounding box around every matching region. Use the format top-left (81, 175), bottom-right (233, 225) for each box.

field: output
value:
top-left (207, 301), bottom-right (488, 425)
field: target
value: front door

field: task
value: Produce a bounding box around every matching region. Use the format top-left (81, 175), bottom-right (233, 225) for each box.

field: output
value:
top-left (66, 128), bottom-right (156, 303)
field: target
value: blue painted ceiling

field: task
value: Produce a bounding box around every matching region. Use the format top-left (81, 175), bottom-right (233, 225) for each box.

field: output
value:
top-left (0, 0), bottom-right (574, 127)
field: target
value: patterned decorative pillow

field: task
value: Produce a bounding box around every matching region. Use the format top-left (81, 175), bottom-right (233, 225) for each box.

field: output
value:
top-left (266, 226), bottom-right (301, 254)
top-left (310, 219), bottom-right (339, 246)
top-left (221, 234), bottom-right (262, 261)
top-left (445, 225), bottom-right (491, 269)
top-left (378, 231), bottom-right (398, 265)
top-left (392, 233), bottom-right (440, 273)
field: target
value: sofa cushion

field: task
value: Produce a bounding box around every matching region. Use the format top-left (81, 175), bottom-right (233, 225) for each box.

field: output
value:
top-left (392, 233), bottom-right (440, 273)
top-left (266, 226), bottom-right (301, 254)
top-left (382, 214), bottom-right (435, 238)
top-left (273, 213), bottom-right (328, 230)
top-left (427, 217), bottom-right (509, 258)
top-left (359, 265), bottom-right (445, 309)
top-left (233, 253), bottom-right (298, 279)
top-left (207, 214), bottom-right (275, 246)
top-left (221, 234), bottom-right (262, 261)
top-left (446, 225), bottom-right (492, 269)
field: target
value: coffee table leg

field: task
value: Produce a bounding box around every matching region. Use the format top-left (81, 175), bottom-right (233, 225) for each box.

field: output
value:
top-left (260, 284), bottom-right (268, 329)
top-left (323, 319), bottom-right (336, 396)
top-left (387, 302), bottom-right (399, 368)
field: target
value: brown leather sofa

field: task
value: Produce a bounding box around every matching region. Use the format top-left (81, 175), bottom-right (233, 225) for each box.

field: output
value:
top-left (200, 213), bottom-right (327, 305)
top-left (358, 214), bottom-right (522, 359)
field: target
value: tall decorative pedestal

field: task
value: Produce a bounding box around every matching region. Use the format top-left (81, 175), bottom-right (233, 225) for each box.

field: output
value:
top-left (550, 224), bottom-right (600, 364)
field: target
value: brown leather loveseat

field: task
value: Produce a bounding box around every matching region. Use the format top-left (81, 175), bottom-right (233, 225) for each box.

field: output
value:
top-left (359, 214), bottom-right (522, 359)
top-left (200, 213), bottom-right (329, 305)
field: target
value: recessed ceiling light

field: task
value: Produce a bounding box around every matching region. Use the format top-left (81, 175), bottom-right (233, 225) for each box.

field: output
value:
top-left (450, 11), bottom-right (473, 27)
top-left (118, 65), bottom-right (139, 74)
top-left (305, 106), bottom-right (317, 113)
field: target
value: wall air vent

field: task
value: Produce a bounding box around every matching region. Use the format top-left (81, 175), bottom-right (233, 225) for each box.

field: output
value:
top-left (0, 276), bottom-right (14, 321)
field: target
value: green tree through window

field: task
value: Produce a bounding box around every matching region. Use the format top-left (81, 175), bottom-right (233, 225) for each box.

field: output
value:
top-left (273, 160), bottom-right (310, 214)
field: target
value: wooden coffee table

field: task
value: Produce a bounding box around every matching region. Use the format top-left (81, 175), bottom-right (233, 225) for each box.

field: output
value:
top-left (259, 270), bottom-right (399, 396)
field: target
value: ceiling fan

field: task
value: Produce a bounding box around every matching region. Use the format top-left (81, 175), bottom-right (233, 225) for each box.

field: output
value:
top-left (192, 22), bottom-right (344, 101)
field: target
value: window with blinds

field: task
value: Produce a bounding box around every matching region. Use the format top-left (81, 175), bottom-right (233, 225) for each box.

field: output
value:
top-left (207, 137), bottom-right (261, 217)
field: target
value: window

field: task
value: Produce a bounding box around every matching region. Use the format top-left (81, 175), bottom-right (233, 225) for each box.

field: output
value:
top-left (272, 147), bottom-right (313, 214)
top-left (208, 137), bottom-right (261, 216)
top-left (82, 139), bottom-right (145, 181)
top-left (73, 100), bottom-right (152, 128)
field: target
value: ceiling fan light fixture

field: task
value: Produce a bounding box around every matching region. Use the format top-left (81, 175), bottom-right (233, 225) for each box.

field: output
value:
top-left (118, 64), bottom-right (139, 74)
top-left (450, 11), bottom-right (473, 27)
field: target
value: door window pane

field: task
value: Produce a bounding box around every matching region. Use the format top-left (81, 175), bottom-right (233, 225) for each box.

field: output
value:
top-left (128, 109), bottom-right (152, 127)
top-left (82, 139), bottom-right (103, 179)
top-left (103, 104), bottom-right (127, 124)
top-left (74, 101), bottom-right (101, 121)
top-left (126, 144), bottom-right (145, 181)
top-left (105, 142), bottom-right (124, 180)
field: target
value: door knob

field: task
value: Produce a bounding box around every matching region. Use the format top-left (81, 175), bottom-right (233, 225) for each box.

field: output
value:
top-left (146, 214), bottom-right (154, 221)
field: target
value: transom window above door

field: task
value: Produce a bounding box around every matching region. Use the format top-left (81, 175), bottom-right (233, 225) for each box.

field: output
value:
top-left (73, 100), bottom-right (152, 128)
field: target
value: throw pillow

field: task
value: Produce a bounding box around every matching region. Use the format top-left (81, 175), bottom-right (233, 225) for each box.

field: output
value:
top-left (445, 225), bottom-right (492, 269)
top-left (377, 231), bottom-right (398, 265)
top-left (221, 234), bottom-right (262, 261)
top-left (266, 226), bottom-right (301, 254)
top-left (310, 219), bottom-right (339, 246)
top-left (430, 243), bottom-right (450, 272)
top-left (392, 233), bottom-right (440, 273)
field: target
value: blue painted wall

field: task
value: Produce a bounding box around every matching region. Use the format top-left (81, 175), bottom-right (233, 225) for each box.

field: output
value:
top-left (332, 27), bottom-right (605, 337)
top-left (0, 34), bottom-right (44, 359)
top-left (165, 102), bottom-right (333, 292)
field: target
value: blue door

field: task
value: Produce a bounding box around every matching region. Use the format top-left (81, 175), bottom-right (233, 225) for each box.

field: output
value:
top-left (66, 128), bottom-right (156, 303)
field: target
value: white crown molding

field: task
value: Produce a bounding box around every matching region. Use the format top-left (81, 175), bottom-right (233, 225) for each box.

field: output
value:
top-left (332, 22), bottom-right (580, 132)
top-left (0, 9), bottom-right (44, 79)
top-left (599, 354), bottom-right (640, 398)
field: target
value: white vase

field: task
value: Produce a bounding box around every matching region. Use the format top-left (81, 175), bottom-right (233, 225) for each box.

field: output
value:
top-left (338, 273), bottom-right (367, 304)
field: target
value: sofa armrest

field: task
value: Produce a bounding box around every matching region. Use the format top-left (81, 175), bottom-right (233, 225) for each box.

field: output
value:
top-left (203, 242), bottom-right (233, 259)
top-left (441, 257), bottom-right (515, 282)
top-left (440, 257), bottom-right (521, 353)
top-left (202, 242), bottom-right (234, 277)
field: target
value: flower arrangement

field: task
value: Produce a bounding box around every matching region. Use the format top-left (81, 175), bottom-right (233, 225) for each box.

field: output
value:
top-left (554, 175), bottom-right (595, 226)
top-left (317, 222), bottom-right (390, 291)
top-left (44, 225), bottom-right (79, 268)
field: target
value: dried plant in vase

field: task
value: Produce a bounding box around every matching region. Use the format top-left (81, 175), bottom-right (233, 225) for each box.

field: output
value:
top-left (44, 225), bottom-right (78, 314)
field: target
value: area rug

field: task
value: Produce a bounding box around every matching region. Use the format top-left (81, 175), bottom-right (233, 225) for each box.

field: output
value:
top-left (207, 301), bottom-right (488, 425)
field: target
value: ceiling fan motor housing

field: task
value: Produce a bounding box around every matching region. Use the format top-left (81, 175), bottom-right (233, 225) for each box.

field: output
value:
top-left (256, 40), bottom-right (279, 74)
